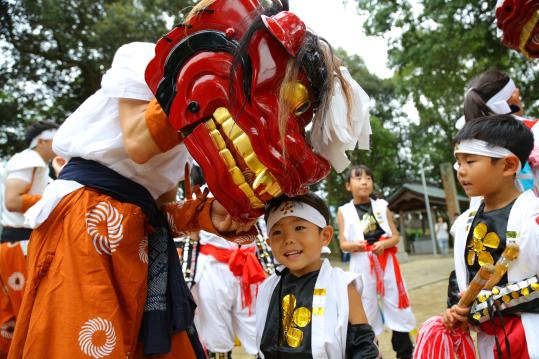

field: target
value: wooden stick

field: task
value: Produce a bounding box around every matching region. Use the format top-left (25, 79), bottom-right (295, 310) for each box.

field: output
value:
top-left (458, 263), bottom-right (495, 307)
top-left (484, 243), bottom-right (520, 290)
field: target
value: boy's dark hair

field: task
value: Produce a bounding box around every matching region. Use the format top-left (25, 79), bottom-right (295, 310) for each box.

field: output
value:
top-left (25, 120), bottom-right (59, 147)
top-left (453, 114), bottom-right (533, 166)
top-left (264, 192), bottom-right (330, 226)
top-left (345, 164), bottom-right (374, 183)
top-left (463, 70), bottom-right (514, 121)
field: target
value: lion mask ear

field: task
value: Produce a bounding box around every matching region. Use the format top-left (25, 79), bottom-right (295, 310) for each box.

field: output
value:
top-left (261, 11), bottom-right (306, 57)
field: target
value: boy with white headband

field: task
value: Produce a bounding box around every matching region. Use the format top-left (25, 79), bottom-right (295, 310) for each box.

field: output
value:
top-left (255, 192), bottom-right (379, 358)
top-left (444, 115), bottom-right (539, 358)
top-left (0, 120), bottom-right (58, 355)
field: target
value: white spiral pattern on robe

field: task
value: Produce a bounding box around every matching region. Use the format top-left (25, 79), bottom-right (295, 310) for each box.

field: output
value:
top-left (139, 238), bottom-right (148, 263)
top-left (86, 202), bottom-right (124, 255)
top-left (0, 320), bottom-right (14, 339)
top-left (78, 317), bottom-right (116, 358)
top-left (234, 235), bottom-right (257, 245)
top-left (7, 272), bottom-right (25, 291)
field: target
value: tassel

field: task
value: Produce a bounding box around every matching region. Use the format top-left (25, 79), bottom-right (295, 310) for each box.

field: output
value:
top-left (414, 316), bottom-right (476, 359)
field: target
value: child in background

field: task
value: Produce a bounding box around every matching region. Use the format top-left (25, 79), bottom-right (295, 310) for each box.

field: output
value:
top-left (256, 192), bottom-right (379, 358)
top-left (338, 165), bottom-right (415, 359)
top-left (435, 216), bottom-right (449, 256)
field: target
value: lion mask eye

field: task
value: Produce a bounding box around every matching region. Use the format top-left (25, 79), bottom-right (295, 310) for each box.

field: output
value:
top-left (286, 82), bottom-right (311, 116)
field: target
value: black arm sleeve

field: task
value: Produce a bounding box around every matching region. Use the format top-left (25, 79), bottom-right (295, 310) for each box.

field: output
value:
top-left (503, 299), bottom-right (539, 315)
top-left (447, 270), bottom-right (460, 308)
top-left (345, 323), bottom-right (379, 359)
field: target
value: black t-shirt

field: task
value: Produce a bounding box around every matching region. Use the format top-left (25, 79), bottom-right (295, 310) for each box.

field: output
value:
top-left (354, 202), bottom-right (386, 245)
top-left (465, 200), bottom-right (515, 286)
top-left (260, 269), bottom-right (319, 358)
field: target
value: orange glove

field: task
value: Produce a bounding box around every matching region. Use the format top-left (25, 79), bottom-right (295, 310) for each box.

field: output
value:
top-left (145, 99), bottom-right (182, 152)
top-left (21, 194), bottom-right (41, 212)
top-left (161, 166), bottom-right (258, 244)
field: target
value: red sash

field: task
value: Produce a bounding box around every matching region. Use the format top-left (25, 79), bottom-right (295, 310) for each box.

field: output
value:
top-left (200, 243), bottom-right (266, 314)
top-left (367, 236), bottom-right (410, 309)
top-left (479, 315), bottom-right (530, 359)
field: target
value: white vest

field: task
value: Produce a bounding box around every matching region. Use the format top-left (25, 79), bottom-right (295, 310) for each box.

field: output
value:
top-left (339, 199), bottom-right (392, 274)
top-left (256, 259), bottom-right (359, 359)
top-left (194, 230), bottom-right (256, 283)
top-left (1, 149), bottom-right (48, 228)
top-left (452, 190), bottom-right (539, 358)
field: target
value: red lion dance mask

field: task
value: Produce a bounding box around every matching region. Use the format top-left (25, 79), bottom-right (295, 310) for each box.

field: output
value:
top-left (496, 0), bottom-right (539, 58)
top-left (146, 0), bottom-right (368, 220)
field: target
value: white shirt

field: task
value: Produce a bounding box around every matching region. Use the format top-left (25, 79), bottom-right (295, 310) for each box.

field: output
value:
top-left (25, 42), bottom-right (191, 228)
top-left (435, 222), bottom-right (448, 239)
top-left (2, 149), bottom-right (48, 228)
top-left (53, 42), bottom-right (189, 199)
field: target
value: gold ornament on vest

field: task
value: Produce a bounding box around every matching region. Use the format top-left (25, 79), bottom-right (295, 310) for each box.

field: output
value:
top-left (360, 213), bottom-right (378, 234)
top-left (280, 294), bottom-right (312, 348)
top-left (467, 222), bottom-right (500, 266)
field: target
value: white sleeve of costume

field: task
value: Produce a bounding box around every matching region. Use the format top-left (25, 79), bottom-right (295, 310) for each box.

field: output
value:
top-left (519, 208), bottom-right (539, 264)
top-left (7, 168), bottom-right (33, 183)
top-left (450, 211), bottom-right (468, 238)
top-left (344, 270), bottom-right (363, 295)
top-left (101, 42), bottom-right (156, 101)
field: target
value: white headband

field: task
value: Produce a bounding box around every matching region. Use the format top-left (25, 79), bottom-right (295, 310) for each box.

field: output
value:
top-left (266, 201), bottom-right (327, 234)
top-left (486, 78), bottom-right (516, 115)
top-left (29, 129), bottom-right (57, 149)
top-left (454, 139), bottom-right (521, 170)
top-left (456, 79), bottom-right (517, 130)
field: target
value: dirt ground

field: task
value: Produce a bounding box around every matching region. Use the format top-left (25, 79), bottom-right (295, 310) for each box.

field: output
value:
top-left (230, 254), bottom-right (455, 358)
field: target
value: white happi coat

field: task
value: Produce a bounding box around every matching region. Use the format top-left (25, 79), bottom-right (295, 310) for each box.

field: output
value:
top-left (338, 199), bottom-right (415, 335)
top-left (339, 198), bottom-right (392, 274)
top-left (255, 259), bottom-right (360, 359)
top-left (451, 190), bottom-right (539, 359)
top-left (192, 231), bottom-right (258, 354)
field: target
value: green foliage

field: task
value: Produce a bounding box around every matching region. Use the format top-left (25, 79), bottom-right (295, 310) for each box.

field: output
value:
top-left (355, 0), bottom-right (539, 181)
top-left (0, 0), bottom-right (194, 158)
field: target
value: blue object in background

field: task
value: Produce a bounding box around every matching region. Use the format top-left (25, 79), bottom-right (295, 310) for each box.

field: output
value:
top-left (517, 162), bottom-right (535, 192)
top-left (341, 252), bottom-right (351, 262)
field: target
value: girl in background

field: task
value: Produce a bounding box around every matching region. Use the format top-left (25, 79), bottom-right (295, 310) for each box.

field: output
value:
top-left (338, 165), bottom-right (416, 359)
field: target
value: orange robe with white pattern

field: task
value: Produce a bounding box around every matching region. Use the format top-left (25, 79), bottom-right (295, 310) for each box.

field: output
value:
top-left (7, 188), bottom-right (199, 359)
top-left (0, 243), bottom-right (26, 358)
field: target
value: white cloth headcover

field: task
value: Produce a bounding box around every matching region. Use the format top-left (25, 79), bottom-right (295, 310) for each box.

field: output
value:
top-left (266, 200), bottom-right (327, 234)
top-left (455, 78), bottom-right (516, 130)
top-left (453, 139), bottom-right (521, 171)
top-left (310, 67), bottom-right (371, 173)
top-left (29, 129), bottom-right (57, 149)
top-left (486, 78), bottom-right (516, 115)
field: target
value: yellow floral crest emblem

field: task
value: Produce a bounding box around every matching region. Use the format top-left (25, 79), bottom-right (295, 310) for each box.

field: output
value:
top-left (467, 222), bottom-right (500, 266)
top-left (281, 294), bottom-right (311, 348)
